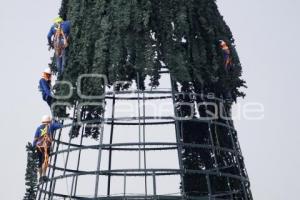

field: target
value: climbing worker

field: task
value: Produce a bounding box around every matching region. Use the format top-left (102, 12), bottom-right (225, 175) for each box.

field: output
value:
top-left (33, 115), bottom-right (63, 182)
top-left (219, 40), bottom-right (234, 102)
top-left (47, 17), bottom-right (71, 77)
top-left (39, 68), bottom-right (53, 107)
top-left (219, 40), bottom-right (232, 71)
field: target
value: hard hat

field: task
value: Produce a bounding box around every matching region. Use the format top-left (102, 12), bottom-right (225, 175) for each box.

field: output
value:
top-left (43, 68), bottom-right (52, 75)
top-left (41, 115), bottom-right (51, 123)
top-left (54, 17), bottom-right (63, 24)
top-left (219, 40), bottom-right (226, 46)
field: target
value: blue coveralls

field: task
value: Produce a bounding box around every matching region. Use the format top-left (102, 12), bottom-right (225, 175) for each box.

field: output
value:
top-left (47, 21), bottom-right (71, 76)
top-left (39, 78), bottom-right (52, 107)
top-left (33, 122), bottom-right (63, 167)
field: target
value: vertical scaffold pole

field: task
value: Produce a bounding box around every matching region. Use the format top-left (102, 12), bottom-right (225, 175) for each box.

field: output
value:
top-left (94, 108), bottom-right (105, 198)
top-left (169, 75), bottom-right (186, 198)
top-left (107, 94), bottom-right (116, 196)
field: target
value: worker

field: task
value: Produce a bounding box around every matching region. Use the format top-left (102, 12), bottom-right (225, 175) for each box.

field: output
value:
top-left (219, 40), bottom-right (232, 71)
top-left (39, 68), bottom-right (53, 107)
top-left (33, 115), bottom-right (63, 182)
top-left (47, 17), bottom-right (71, 77)
top-left (219, 40), bottom-right (234, 102)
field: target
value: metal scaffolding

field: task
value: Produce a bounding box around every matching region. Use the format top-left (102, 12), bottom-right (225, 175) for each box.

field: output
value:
top-left (36, 70), bottom-right (252, 200)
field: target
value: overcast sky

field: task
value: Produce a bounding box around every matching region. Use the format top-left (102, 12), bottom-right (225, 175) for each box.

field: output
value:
top-left (0, 0), bottom-right (299, 199)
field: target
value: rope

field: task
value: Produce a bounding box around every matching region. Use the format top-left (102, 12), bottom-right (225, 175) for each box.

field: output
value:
top-left (53, 25), bottom-right (68, 57)
top-left (36, 125), bottom-right (51, 173)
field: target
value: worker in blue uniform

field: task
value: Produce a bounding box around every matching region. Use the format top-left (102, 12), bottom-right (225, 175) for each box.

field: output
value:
top-left (39, 68), bottom-right (53, 107)
top-left (33, 115), bottom-right (63, 182)
top-left (219, 40), bottom-right (233, 101)
top-left (219, 40), bottom-right (232, 71)
top-left (47, 17), bottom-right (71, 77)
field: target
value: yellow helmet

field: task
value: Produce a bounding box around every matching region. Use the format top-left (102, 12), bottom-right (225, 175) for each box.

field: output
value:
top-left (54, 17), bottom-right (63, 24)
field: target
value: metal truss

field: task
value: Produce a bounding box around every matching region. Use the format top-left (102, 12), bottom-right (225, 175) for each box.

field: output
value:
top-left (36, 71), bottom-right (252, 200)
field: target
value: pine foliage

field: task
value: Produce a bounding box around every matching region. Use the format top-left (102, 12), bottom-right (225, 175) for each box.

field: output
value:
top-left (52, 0), bottom-right (251, 197)
top-left (23, 143), bottom-right (38, 200)
top-left (56, 0), bottom-right (245, 102)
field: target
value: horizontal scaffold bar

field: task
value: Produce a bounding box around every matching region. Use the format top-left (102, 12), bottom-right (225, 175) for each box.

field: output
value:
top-left (41, 168), bottom-right (250, 185)
top-left (105, 95), bottom-right (172, 100)
top-left (50, 142), bottom-right (240, 155)
top-left (63, 117), bottom-right (235, 129)
top-left (104, 91), bottom-right (226, 102)
top-left (38, 191), bottom-right (240, 200)
top-left (50, 164), bottom-right (237, 175)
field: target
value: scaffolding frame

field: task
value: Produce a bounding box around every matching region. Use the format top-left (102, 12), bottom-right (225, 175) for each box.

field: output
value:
top-left (36, 71), bottom-right (252, 200)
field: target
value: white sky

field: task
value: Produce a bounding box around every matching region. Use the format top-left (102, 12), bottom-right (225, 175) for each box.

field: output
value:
top-left (0, 0), bottom-right (299, 199)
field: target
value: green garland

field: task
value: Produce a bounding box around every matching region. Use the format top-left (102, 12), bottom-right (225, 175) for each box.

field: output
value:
top-left (23, 143), bottom-right (38, 200)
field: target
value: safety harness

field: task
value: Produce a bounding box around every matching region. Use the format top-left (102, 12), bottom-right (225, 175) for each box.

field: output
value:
top-left (222, 45), bottom-right (233, 70)
top-left (53, 24), bottom-right (68, 58)
top-left (36, 125), bottom-right (52, 169)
